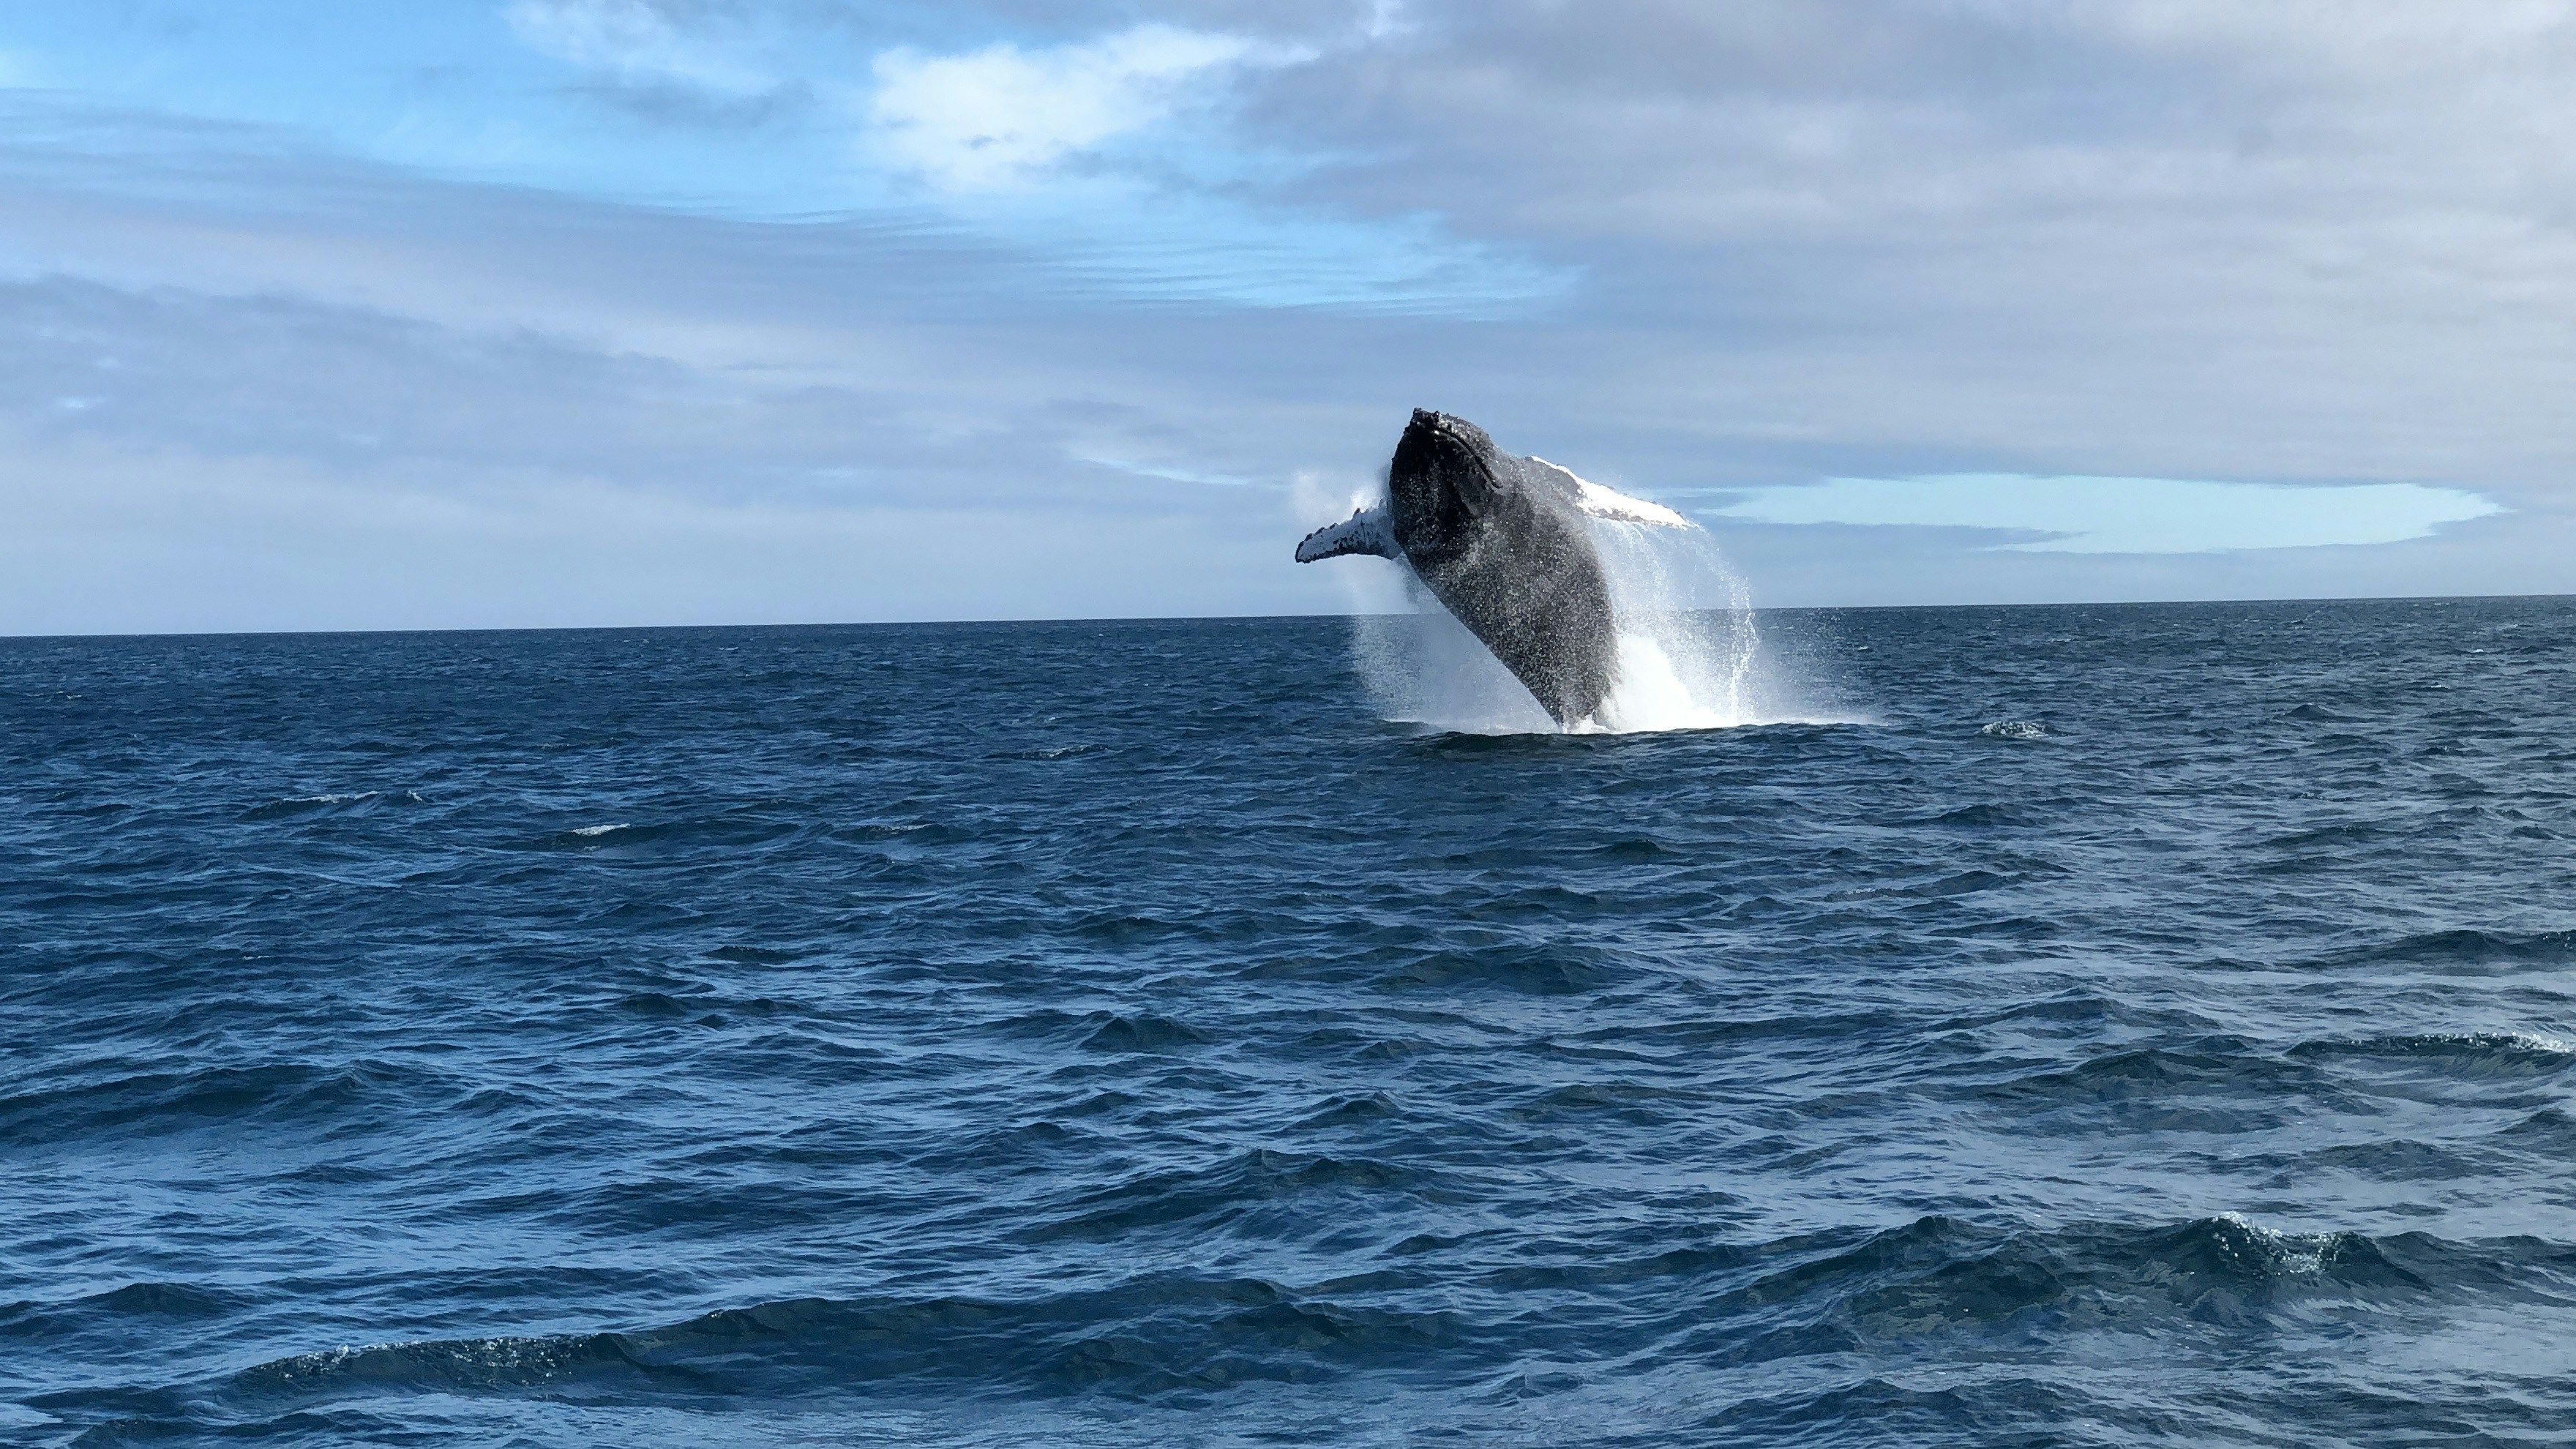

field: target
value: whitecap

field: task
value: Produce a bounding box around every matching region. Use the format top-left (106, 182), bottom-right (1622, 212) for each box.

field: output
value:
top-left (2213, 1213), bottom-right (2345, 1276)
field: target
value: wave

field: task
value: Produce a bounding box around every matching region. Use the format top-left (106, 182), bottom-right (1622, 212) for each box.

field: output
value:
top-left (2314, 929), bottom-right (2576, 972)
top-left (527, 814), bottom-right (806, 852)
top-left (0, 1281), bottom-right (246, 1346)
top-left (237, 790), bottom-right (424, 821)
top-left (168, 1274), bottom-right (1474, 1418)
top-left (1076, 1013), bottom-right (1213, 1053)
top-left (1900, 801), bottom-right (2056, 828)
top-left (1966, 1044), bottom-right (2347, 1128)
top-left (2288, 1030), bottom-right (2576, 1071)
top-left (1017, 1147), bottom-right (1479, 1247)
top-left (43, 1213), bottom-right (2573, 1441)
top-left (0, 1059), bottom-right (459, 1145)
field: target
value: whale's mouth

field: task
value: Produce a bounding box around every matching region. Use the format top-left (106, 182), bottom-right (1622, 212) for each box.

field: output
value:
top-left (1405, 408), bottom-right (1466, 439)
top-left (1397, 411), bottom-right (1499, 516)
top-left (1405, 409), bottom-right (1478, 452)
top-left (1403, 410), bottom-right (1453, 457)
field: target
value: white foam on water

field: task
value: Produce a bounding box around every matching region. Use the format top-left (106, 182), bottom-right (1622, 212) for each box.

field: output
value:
top-left (1329, 515), bottom-right (1834, 737)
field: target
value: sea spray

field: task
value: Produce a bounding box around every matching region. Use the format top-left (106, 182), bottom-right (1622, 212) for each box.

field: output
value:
top-left (1591, 518), bottom-right (1762, 733)
top-left (1349, 585), bottom-right (1561, 735)
top-left (1340, 517), bottom-right (1786, 735)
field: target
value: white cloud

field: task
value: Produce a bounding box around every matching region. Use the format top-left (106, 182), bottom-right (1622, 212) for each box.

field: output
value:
top-left (1712, 476), bottom-right (2503, 553)
top-left (866, 26), bottom-right (1288, 192)
top-left (506, 0), bottom-right (775, 97)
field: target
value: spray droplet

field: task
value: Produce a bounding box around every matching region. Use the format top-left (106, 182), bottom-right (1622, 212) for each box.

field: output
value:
top-left (1349, 520), bottom-right (1805, 735)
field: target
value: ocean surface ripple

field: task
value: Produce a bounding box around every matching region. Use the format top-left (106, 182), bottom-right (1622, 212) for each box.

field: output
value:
top-left (5, 599), bottom-right (2575, 1447)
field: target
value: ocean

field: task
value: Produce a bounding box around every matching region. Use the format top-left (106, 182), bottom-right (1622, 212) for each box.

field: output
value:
top-left (4, 596), bottom-right (2574, 1446)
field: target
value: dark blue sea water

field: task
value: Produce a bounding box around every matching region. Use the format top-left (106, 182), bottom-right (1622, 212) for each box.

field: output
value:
top-left (6, 597), bottom-right (2576, 1447)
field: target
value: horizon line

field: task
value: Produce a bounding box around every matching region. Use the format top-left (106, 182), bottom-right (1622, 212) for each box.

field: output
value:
top-left (5, 589), bottom-right (2570, 644)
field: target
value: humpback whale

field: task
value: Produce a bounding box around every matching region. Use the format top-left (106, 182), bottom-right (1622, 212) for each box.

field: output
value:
top-left (1296, 409), bottom-right (1694, 728)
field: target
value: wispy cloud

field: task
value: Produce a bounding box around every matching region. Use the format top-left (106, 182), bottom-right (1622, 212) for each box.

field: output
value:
top-left (479, 7), bottom-right (1543, 310)
top-left (504, 0), bottom-right (779, 100)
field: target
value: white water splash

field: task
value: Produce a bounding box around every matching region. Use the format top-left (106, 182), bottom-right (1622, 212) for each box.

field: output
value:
top-left (1332, 517), bottom-right (1816, 736)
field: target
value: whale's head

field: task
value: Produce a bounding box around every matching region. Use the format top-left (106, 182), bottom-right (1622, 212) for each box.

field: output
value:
top-left (1388, 408), bottom-right (1508, 553)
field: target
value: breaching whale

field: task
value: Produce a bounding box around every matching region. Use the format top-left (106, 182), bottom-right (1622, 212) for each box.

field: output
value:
top-left (1295, 409), bottom-right (1693, 729)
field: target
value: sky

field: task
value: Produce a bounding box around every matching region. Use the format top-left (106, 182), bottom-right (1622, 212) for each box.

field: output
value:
top-left (3, 0), bottom-right (2572, 634)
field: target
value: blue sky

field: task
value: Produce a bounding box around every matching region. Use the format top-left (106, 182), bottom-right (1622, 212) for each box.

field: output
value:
top-left (4, 1), bottom-right (2571, 632)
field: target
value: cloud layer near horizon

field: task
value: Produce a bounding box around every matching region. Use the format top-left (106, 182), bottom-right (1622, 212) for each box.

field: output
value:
top-left (3, 1), bottom-right (2571, 634)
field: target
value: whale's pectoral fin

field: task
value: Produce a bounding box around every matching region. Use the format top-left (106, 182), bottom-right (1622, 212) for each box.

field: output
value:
top-left (1573, 480), bottom-right (1695, 528)
top-left (1295, 506), bottom-right (1402, 562)
top-left (1527, 457), bottom-right (1698, 529)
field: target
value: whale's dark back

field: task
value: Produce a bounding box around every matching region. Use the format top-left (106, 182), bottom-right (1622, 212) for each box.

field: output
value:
top-left (1388, 411), bottom-right (1616, 726)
